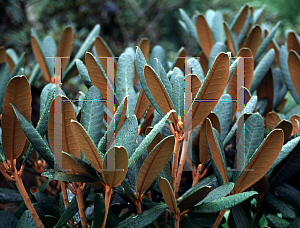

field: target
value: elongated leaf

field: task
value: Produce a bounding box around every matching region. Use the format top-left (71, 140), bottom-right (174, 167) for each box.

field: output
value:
top-left (269, 139), bottom-right (300, 188)
top-left (86, 52), bottom-right (111, 105)
top-left (290, 115), bottom-right (300, 135)
top-left (231, 204), bottom-right (250, 228)
top-left (274, 120), bottom-right (292, 142)
top-left (80, 86), bottom-right (103, 145)
top-left (2, 76), bottom-right (31, 161)
top-left (179, 8), bottom-right (200, 46)
top-left (230, 4), bottom-right (249, 37)
top-left (63, 24), bottom-right (100, 82)
top-left (23, 86), bottom-right (55, 163)
top-left (31, 33), bottom-right (52, 82)
top-left (213, 94), bottom-right (234, 141)
top-left (245, 113), bottom-right (264, 164)
top-left (253, 5), bottom-right (265, 25)
top-left (159, 177), bottom-right (177, 214)
top-left (287, 31), bottom-right (300, 55)
top-left (244, 25), bottom-right (262, 57)
top-left (266, 214), bottom-right (291, 228)
top-left (157, 59), bottom-right (173, 98)
top-left (178, 186), bottom-right (211, 212)
top-left (172, 47), bottom-right (186, 72)
top-left (211, 11), bottom-right (225, 43)
top-left (0, 63), bottom-right (10, 114)
top-left (48, 96), bottom-right (80, 170)
top-left (135, 88), bottom-right (150, 120)
top-left (199, 118), bottom-right (210, 164)
top-left (191, 191), bottom-right (257, 213)
top-left (190, 53), bottom-right (229, 130)
top-left (136, 136), bottom-right (174, 195)
top-left (94, 193), bottom-right (105, 227)
top-left (116, 52), bottom-right (137, 116)
top-left (62, 152), bottom-right (88, 175)
top-left (209, 42), bottom-right (228, 68)
top-left (201, 182), bottom-right (235, 204)
top-left (224, 22), bottom-right (237, 56)
top-left (250, 48), bottom-right (275, 93)
top-left (196, 14), bottom-right (214, 59)
top-left (10, 52), bottom-right (24, 78)
top-left (233, 129), bottom-right (284, 194)
top-left (129, 110), bottom-right (175, 167)
top-left (257, 68), bottom-right (274, 116)
top-left (187, 58), bottom-right (205, 83)
top-left (255, 22), bottom-right (280, 61)
top-left (94, 36), bottom-right (115, 75)
top-left (70, 120), bottom-right (103, 172)
top-left (266, 111), bottom-right (281, 131)
top-left (264, 193), bottom-right (296, 219)
top-left (42, 171), bottom-right (95, 182)
top-left (144, 64), bottom-right (177, 124)
top-left (56, 26), bottom-right (73, 73)
top-left (103, 146), bottom-right (128, 188)
top-left (172, 75), bottom-right (185, 118)
top-left (76, 59), bottom-right (93, 89)
top-left (115, 115), bottom-right (138, 157)
top-left (276, 184), bottom-right (300, 212)
top-left (206, 118), bottom-right (228, 184)
top-left (42, 36), bottom-right (56, 77)
top-left (116, 202), bottom-right (167, 228)
top-left (11, 104), bottom-right (55, 168)
top-left (288, 50), bottom-right (300, 99)
top-left (0, 47), bottom-right (6, 64)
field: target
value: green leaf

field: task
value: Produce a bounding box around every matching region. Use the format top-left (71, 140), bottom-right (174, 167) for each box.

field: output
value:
top-left (62, 152), bottom-right (104, 182)
top-left (190, 191), bottom-right (257, 213)
top-left (269, 138), bottom-right (300, 189)
top-left (0, 188), bottom-right (22, 203)
top-left (287, 216), bottom-right (300, 228)
top-left (209, 42), bottom-right (229, 68)
top-left (0, 211), bottom-right (18, 228)
top-left (94, 193), bottom-right (105, 227)
top-left (76, 59), bottom-right (93, 89)
top-left (0, 63), bottom-right (10, 114)
top-left (40, 83), bottom-right (56, 115)
top-left (201, 182), bottom-right (235, 204)
top-left (266, 214), bottom-right (291, 228)
top-left (264, 193), bottom-right (296, 220)
top-left (253, 5), bottom-right (266, 25)
top-left (16, 210), bottom-right (37, 228)
top-left (115, 115), bottom-right (138, 157)
top-left (231, 204), bottom-right (250, 228)
top-left (0, 142), bottom-right (4, 162)
top-left (116, 52), bottom-right (137, 116)
top-left (250, 49), bottom-right (275, 93)
top-left (42, 35), bottom-right (57, 77)
top-left (172, 75), bottom-right (184, 118)
top-left (255, 22), bottom-right (280, 61)
top-left (6, 48), bottom-right (19, 64)
top-left (237, 9), bottom-right (251, 45)
top-left (136, 47), bottom-right (165, 118)
top-left (129, 110), bottom-right (175, 167)
top-left (116, 203), bottom-right (167, 228)
top-left (28, 63), bottom-right (42, 86)
top-left (245, 113), bottom-right (264, 164)
top-left (179, 8), bottom-right (200, 46)
top-left (212, 11), bottom-right (225, 43)
top-left (157, 58), bottom-right (172, 98)
top-left (276, 184), bottom-right (300, 212)
top-left (213, 94), bottom-right (234, 141)
top-left (10, 52), bottom-right (24, 77)
top-left (280, 45), bottom-right (300, 104)
top-left (223, 95), bottom-right (258, 148)
top-left (55, 184), bottom-right (90, 228)
top-left (177, 174), bottom-right (219, 203)
top-left (23, 86), bottom-right (55, 163)
top-left (148, 45), bottom-right (168, 73)
top-left (80, 86), bottom-right (103, 146)
top-left (269, 136), bottom-right (300, 172)
top-left (11, 103), bottom-right (55, 169)
top-left (181, 214), bottom-right (202, 228)
top-left (34, 192), bottom-right (60, 218)
top-left (63, 24), bottom-right (100, 83)
top-left (38, 178), bottom-right (52, 193)
top-left (187, 58), bottom-right (205, 83)
top-left (42, 171), bottom-right (95, 183)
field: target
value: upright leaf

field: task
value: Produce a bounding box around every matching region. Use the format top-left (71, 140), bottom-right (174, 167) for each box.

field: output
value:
top-left (232, 129), bottom-right (284, 194)
top-left (196, 14), bottom-right (214, 59)
top-left (244, 25), bottom-right (262, 57)
top-left (103, 146), bottom-right (129, 188)
top-left (136, 136), bottom-right (174, 195)
top-left (94, 36), bottom-right (115, 75)
top-left (2, 76), bottom-right (31, 161)
top-left (288, 50), bottom-right (300, 98)
top-left (230, 4), bottom-right (249, 37)
top-left (0, 63), bottom-right (10, 114)
top-left (159, 177), bottom-right (177, 214)
top-left (56, 26), bottom-right (73, 73)
top-left (190, 53), bottom-right (229, 130)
